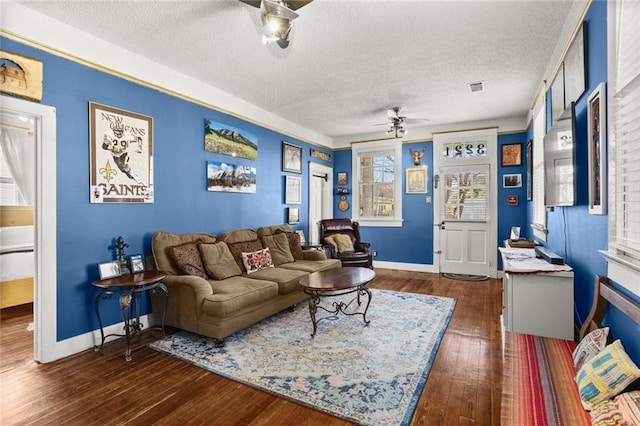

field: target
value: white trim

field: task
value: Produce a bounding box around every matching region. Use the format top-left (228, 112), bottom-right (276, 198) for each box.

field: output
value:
top-left (351, 139), bottom-right (403, 227)
top-left (602, 250), bottom-right (640, 296)
top-left (308, 162), bottom-right (333, 244)
top-left (372, 260), bottom-right (437, 273)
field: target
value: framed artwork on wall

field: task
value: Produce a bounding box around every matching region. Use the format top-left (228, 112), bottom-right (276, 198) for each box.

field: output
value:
top-left (551, 63), bottom-right (565, 123)
top-left (503, 174), bottom-right (522, 188)
top-left (310, 148), bottom-right (331, 162)
top-left (285, 175), bottom-right (301, 204)
top-left (89, 102), bottom-right (154, 203)
top-left (337, 172), bottom-right (348, 185)
top-left (526, 140), bottom-right (533, 201)
top-left (206, 161), bottom-right (256, 193)
top-left (564, 22), bottom-right (587, 106)
top-left (282, 141), bottom-right (302, 173)
top-left (406, 166), bottom-right (428, 193)
top-left (501, 143), bottom-right (522, 167)
top-left (204, 119), bottom-right (258, 160)
top-left (287, 207), bottom-right (300, 224)
top-left (587, 82), bottom-right (606, 215)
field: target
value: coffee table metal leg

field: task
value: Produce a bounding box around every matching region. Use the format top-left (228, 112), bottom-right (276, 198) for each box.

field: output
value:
top-left (308, 293), bottom-right (319, 337)
top-left (361, 286), bottom-right (372, 324)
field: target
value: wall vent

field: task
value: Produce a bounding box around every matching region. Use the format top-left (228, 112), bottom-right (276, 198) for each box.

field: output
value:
top-left (468, 81), bottom-right (485, 93)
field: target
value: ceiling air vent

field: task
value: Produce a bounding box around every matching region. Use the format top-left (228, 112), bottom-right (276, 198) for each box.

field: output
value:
top-left (468, 81), bottom-right (485, 93)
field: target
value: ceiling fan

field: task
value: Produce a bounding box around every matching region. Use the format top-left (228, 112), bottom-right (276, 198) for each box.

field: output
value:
top-left (239, 0), bottom-right (314, 49)
top-left (375, 107), bottom-right (430, 138)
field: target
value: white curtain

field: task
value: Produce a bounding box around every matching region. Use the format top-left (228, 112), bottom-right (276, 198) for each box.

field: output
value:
top-left (0, 126), bottom-right (35, 205)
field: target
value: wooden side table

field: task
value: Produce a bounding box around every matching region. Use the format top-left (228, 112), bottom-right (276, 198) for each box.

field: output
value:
top-left (92, 270), bottom-right (168, 361)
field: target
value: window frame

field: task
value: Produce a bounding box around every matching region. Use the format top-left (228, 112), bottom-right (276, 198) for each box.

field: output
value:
top-left (351, 139), bottom-right (403, 227)
top-left (531, 92), bottom-right (547, 241)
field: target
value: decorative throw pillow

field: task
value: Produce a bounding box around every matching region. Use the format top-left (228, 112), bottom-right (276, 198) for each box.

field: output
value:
top-left (324, 234), bottom-right (338, 252)
top-left (242, 248), bottom-right (274, 274)
top-left (333, 233), bottom-right (355, 253)
top-left (590, 390), bottom-right (640, 425)
top-left (576, 340), bottom-right (640, 410)
top-left (227, 239), bottom-right (263, 272)
top-left (573, 327), bottom-right (610, 372)
top-left (276, 230), bottom-right (304, 260)
top-left (167, 240), bottom-right (207, 279)
top-left (198, 242), bottom-right (242, 280)
top-left (261, 233), bottom-right (294, 266)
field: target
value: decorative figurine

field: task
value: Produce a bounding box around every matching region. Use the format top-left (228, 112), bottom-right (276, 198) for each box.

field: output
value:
top-left (111, 236), bottom-right (131, 275)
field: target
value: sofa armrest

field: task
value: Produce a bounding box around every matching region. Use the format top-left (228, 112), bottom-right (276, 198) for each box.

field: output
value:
top-left (163, 274), bottom-right (212, 298)
top-left (302, 249), bottom-right (328, 261)
top-left (322, 244), bottom-right (338, 259)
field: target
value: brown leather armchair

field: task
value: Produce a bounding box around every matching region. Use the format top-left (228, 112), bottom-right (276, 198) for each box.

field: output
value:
top-left (319, 218), bottom-right (373, 269)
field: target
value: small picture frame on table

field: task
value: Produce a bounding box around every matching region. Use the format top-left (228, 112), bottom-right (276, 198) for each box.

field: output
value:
top-left (98, 260), bottom-right (121, 280)
top-left (295, 229), bottom-right (306, 243)
top-left (129, 254), bottom-right (145, 273)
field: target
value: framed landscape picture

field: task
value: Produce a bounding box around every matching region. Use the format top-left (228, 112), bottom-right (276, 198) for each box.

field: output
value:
top-left (204, 119), bottom-right (258, 160)
top-left (207, 161), bottom-right (257, 193)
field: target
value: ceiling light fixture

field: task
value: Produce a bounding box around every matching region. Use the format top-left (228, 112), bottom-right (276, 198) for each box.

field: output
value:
top-left (260, 0), bottom-right (299, 48)
top-left (387, 123), bottom-right (407, 138)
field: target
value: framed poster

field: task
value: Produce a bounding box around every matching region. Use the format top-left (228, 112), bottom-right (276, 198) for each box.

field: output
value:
top-left (564, 22), bottom-right (587, 105)
top-left (551, 63), bottom-right (565, 123)
top-left (406, 166), bottom-right (428, 193)
top-left (587, 82), bottom-right (606, 215)
top-left (89, 102), bottom-right (154, 203)
top-left (282, 142), bottom-right (302, 173)
top-left (526, 140), bottom-right (533, 201)
top-left (501, 143), bottom-right (522, 167)
top-left (285, 175), bottom-right (301, 204)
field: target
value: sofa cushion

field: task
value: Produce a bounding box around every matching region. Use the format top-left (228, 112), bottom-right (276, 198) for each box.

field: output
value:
top-left (276, 230), bottom-right (304, 260)
top-left (246, 267), bottom-right (307, 295)
top-left (279, 258), bottom-right (341, 273)
top-left (257, 223), bottom-right (293, 238)
top-left (573, 327), bottom-right (610, 372)
top-left (242, 248), bottom-right (274, 273)
top-left (261, 233), bottom-right (294, 266)
top-left (201, 276), bottom-right (278, 318)
top-left (227, 239), bottom-right (263, 272)
top-left (199, 242), bottom-right (242, 280)
top-left (218, 228), bottom-right (258, 244)
top-left (166, 240), bottom-right (207, 279)
top-left (152, 231), bottom-right (216, 276)
top-left (576, 339), bottom-right (640, 410)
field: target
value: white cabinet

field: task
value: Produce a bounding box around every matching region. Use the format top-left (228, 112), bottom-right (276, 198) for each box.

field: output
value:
top-left (500, 248), bottom-right (574, 340)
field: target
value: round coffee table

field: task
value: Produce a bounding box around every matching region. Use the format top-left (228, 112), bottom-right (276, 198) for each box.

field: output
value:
top-left (298, 267), bottom-right (375, 337)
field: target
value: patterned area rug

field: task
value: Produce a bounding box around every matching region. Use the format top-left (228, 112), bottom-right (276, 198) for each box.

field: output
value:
top-left (149, 289), bottom-right (456, 425)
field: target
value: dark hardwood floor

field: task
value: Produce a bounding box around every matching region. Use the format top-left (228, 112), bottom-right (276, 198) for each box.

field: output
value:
top-left (0, 269), bottom-right (502, 425)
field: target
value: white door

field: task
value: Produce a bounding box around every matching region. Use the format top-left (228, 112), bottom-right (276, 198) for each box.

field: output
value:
top-left (1, 95), bottom-right (57, 362)
top-left (308, 162), bottom-right (333, 244)
top-left (433, 129), bottom-right (497, 278)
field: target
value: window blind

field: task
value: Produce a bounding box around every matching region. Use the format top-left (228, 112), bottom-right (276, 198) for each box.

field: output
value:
top-left (532, 93), bottom-right (547, 240)
top-left (609, 0), bottom-right (640, 261)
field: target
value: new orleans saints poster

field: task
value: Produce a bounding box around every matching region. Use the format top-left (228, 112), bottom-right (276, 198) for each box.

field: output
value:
top-left (89, 102), bottom-right (153, 203)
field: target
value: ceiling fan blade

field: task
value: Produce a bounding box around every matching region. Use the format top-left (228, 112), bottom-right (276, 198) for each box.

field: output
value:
top-left (403, 118), bottom-right (430, 124)
top-left (286, 0), bottom-right (314, 11)
top-left (387, 107), bottom-right (402, 121)
top-left (238, 0), bottom-right (262, 8)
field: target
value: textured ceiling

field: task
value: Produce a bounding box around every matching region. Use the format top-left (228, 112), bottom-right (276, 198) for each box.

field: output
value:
top-left (15, 0), bottom-right (580, 141)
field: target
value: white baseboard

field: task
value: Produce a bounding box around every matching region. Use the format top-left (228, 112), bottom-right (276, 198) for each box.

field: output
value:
top-left (47, 313), bottom-right (157, 362)
top-left (372, 260), bottom-right (437, 273)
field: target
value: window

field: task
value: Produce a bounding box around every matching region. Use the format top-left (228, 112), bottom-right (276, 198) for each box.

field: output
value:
top-left (531, 93), bottom-right (547, 240)
top-left (351, 140), bottom-right (403, 227)
top-left (0, 143), bottom-right (27, 206)
top-left (604, 0), bottom-right (640, 296)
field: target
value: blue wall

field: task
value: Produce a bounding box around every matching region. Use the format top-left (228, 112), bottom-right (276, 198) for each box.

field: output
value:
top-left (529, 0), bottom-right (640, 363)
top-left (1, 36), bottom-right (332, 340)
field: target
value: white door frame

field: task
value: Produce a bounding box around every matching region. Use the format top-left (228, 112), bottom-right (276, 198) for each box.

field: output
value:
top-left (433, 128), bottom-right (498, 278)
top-left (308, 162), bottom-right (333, 244)
top-left (1, 95), bottom-right (58, 362)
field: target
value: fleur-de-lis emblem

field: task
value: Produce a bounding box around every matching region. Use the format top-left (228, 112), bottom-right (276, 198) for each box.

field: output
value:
top-left (99, 160), bottom-right (118, 182)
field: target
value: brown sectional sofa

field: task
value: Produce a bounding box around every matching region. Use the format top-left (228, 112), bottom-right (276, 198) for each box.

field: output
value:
top-left (151, 224), bottom-right (340, 345)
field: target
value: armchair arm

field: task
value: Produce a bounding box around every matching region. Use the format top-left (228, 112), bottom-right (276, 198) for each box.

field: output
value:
top-left (355, 242), bottom-right (371, 253)
top-left (322, 244), bottom-right (339, 259)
